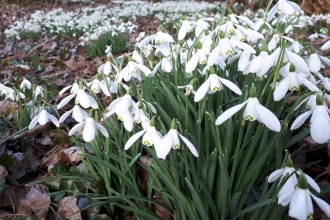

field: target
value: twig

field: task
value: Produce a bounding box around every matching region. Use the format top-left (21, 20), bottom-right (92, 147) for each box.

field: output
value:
top-left (0, 123), bottom-right (49, 146)
top-left (29, 35), bottom-right (58, 54)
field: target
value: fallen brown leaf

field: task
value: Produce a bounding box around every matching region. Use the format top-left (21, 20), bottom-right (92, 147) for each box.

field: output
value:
top-left (17, 64), bottom-right (30, 70)
top-left (0, 165), bottom-right (8, 181)
top-left (63, 59), bottom-right (79, 71)
top-left (43, 146), bottom-right (83, 172)
top-left (0, 100), bottom-right (17, 114)
top-left (55, 196), bottom-right (82, 220)
top-left (17, 184), bottom-right (51, 220)
top-left (8, 148), bottom-right (41, 179)
top-left (0, 185), bottom-right (30, 208)
top-left (53, 78), bottom-right (69, 87)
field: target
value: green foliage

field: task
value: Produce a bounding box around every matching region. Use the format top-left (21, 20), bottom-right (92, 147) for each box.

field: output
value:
top-left (18, 31), bottom-right (40, 42)
top-left (0, 153), bottom-right (13, 169)
top-left (87, 34), bottom-right (129, 59)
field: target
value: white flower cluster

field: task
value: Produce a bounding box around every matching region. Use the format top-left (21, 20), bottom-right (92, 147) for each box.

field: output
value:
top-left (4, 1), bottom-right (222, 44)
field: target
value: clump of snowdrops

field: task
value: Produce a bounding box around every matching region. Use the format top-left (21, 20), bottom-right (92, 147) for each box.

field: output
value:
top-left (3, 0), bottom-right (330, 219)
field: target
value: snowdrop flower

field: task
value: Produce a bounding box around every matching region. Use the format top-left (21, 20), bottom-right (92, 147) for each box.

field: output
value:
top-left (208, 35), bottom-right (255, 65)
top-left (132, 50), bottom-right (143, 64)
top-left (59, 82), bottom-right (79, 95)
top-left (34, 85), bottom-right (44, 99)
top-left (69, 112), bottom-right (109, 142)
top-left (153, 57), bottom-right (173, 74)
top-left (98, 60), bottom-right (118, 76)
top-left (194, 66), bottom-right (242, 102)
top-left (124, 117), bottom-right (162, 151)
top-left (268, 34), bottom-right (280, 51)
top-left (59, 105), bottom-right (88, 123)
top-left (215, 85), bottom-right (281, 132)
top-left (244, 50), bottom-right (269, 76)
top-left (314, 72), bottom-right (330, 92)
top-left (258, 47), bottom-right (310, 76)
top-left (135, 32), bottom-right (145, 43)
top-left (321, 40), bottom-right (330, 51)
top-left (134, 104), bottom-right (150, 130)
top-left (29, 106), bottom-right (59, 129)
top-left (274, 64), bottom-right (319, 101)
top-left (0, 84), bottom-right (15, 101)
top-left (199, 31), bottom-right (213, 54)
top-left (268, 156), bottom-right (297, 206)
top-left (105, 45), bottom-right (112, 57)
top-left (307, 51), bottom-right (330, 73)
top-left (185, 41), bottom-right (207, 73)
top-left (116, 58), bottom-right (152, 82)
top-left (291, 94), bottom-right (330, 144)
top-left (308, 33), bottom-right (326, 41)
top-left (280, 36), bottom-right (303, 53)
top-left (289, 172), bottom-right (330, 220)
top-left (20, 78), bottom-right (31, 91)
top-left (105, 91), bottom-right (136, 132)
top-left (138, 30), bottom-right (174, 48)
top-left (57, 83), bottom-right (98, 109)
top-left (267, 0), bottom-right (301, 21)
top-left (178, 78), bottom-right (198, 96)
top-left (178, 18), bottom-right (193, 41)
top-left (158, 119), bottom-right (198, 159)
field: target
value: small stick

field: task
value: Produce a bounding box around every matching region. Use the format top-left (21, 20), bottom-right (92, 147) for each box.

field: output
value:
top-left (0, 123), bottom-right (49, 146)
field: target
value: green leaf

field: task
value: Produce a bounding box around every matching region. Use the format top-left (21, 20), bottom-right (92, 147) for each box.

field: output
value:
top-left (70, 163), bottom-right (94, 179)
top-left (230, 199), bottom-right (271, 220)
top-left (185, 178), bottom-right (208, 219)
top-left (0, 153), bottom-right (13, 169)
top-left (51, 162), bottom-right (69, 175)
top-left (129, 153), bottom-right (141, 167)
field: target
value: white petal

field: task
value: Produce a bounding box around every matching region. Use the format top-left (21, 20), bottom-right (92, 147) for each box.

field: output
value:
top-left (310, 106), bottom-right (330, 144)
top-left (69, 121), bottom-right (85, 136)
top-left (95, 122), bottom-right (109, 137)
top-left (57, 93), bottom-right (76, 109)
top-left (125, 129), bottom-right (146, 150)
top-left (59, 85), bottom-right (72, 95)
top-left (83, 118), bottom-right (96, 142)
top-left (274, 75), bottom-right (291, 101)
top-left (185, 52), bottom-right (199, 73)
top-left (194, 78), bottom-right (211, 102)
top-left (258, 48), bottom-right (280, 76)
top-left (311, 193), bottom-right (330, 216)
top-left (156, 132), bottom-right (173, 159)
top-left (135, 63), bottom-right (152, 75)
top-left (122, 112), bottom-right (134, 132)
top-left (215, 100), bottom-right (249, 125)
top-left (268, 168), bottom-right (284, 182)
top-left (321, 40), bottom-right (330, 50)
top-left (255, 100), bottom-right (281, 132)
top-left (38, 110), bottom-right (49, 125)
top-left (178, 25), bottom-right (187, 41)
top-left (249, 54), bottom-right (265, 73)
top-left (29, 115), bottom-right (40, 129)
top-left (290, 110), bottom-right (313, 130)
top-left (233, 41), bottom-right (256, 54)
top-left (178, 133), bottom-right (199, 157)
top-left (286, 49), bottom-right (310, 74)
top-left (319, 55), bottom-right (330, 66)
top-left (138, 35), bottom-right (155, 48)
top-left (48, 114), bottom-right (59, 127)
top-left (308, 54), bottom-right (321, 73)
top-left (59, 109), bottom-right (73, 123)
top-left (218, 77), bottom-right (242, 95)
top-left (267, 3), bottom-right (278, 21)
top-left (289, 189), bottom-right (310, 220)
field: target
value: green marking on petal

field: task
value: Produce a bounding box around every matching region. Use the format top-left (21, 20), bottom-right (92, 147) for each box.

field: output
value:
top-left (245, 115), bottom-right (254, 121)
